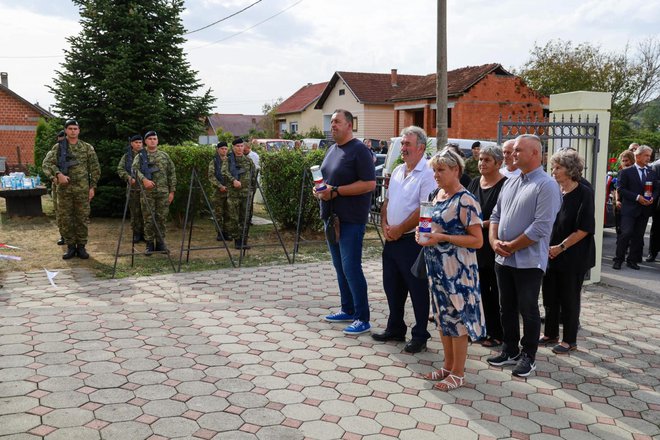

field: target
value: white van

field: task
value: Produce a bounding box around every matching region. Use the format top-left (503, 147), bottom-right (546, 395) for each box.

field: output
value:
top-left (383, 137), bottom-right (497, 174)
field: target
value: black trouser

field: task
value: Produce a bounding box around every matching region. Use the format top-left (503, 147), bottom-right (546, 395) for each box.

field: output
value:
top-left (495, 264), bottom-right (544, 361)
top-left (649, 209), bottom-right (660, 255)
top-left (615, 214), bottom-right (650, 263)
top-left (542, 269), bottom-right (585, 345)
top-left (382, 234), bottom-right (430, 341)
top-left (479, 265), bottom-right (503, 341)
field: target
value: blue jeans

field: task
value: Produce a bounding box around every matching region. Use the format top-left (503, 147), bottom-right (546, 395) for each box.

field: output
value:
top-left (327, 221), bottom-right (370, 322)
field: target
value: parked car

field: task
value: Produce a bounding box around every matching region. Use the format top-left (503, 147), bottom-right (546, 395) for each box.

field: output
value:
top-left (300, 138), bottom-right (333, 151)
top-left (254, 139), bottom-right (295, 151)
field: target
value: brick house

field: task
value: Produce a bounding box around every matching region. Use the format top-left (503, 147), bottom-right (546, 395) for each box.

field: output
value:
top-left (390, 63), bottom-right (547, 140)
top-left (275, 82), bottom-right (328, 136)
top-left (200, 113), bottom-right (267, 145)
top-left (0, 72), bottom-right (54, 170)
top-left (313, 70), bottom-right (425, 140)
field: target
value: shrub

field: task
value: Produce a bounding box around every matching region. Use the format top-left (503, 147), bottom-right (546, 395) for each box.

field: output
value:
top-left (260, 148), bottom-right (326, 231)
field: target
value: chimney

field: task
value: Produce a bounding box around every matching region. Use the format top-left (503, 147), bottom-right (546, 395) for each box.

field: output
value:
top-left (0, 72), bottom-right (7, 88)
top-left (391, 69), bottom-right (398, 87)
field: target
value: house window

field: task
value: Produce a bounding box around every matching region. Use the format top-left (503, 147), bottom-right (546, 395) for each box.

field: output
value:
top-left (447, 108), bottom-right (452, 128)
top-left (352, 117), bottom-right (358, 132)
top-left (339, 89), bottom-right (345, 96)
top-left (290, 122), bottom-right (298, 133)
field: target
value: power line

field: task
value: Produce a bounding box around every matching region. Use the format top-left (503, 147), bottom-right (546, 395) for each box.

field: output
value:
top-left (0, 54), bottom-right (62, 59)
top-left (189, 0), bottom-right (305, 50)
top-left (184, 0), bottom-right (263, 35)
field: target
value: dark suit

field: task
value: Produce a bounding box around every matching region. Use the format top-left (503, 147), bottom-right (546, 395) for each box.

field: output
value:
top-left (648, 160), bottom-right (660, 258)
top-left (614, 165), bottom-right (659, 263)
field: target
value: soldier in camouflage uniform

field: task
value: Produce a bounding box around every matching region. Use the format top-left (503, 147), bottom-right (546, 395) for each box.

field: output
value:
top-left (207, 141), bottom-right (231, 241)
top-left (464, 141), bottom-right (481, 179)
top-left (222, 138), bottom-right (256, 250)
top-left (42, 120), bottom-right (101, 260)
top-left (117, 134), bottom-right (144, 243)
top-left (132, 131), bottom-right (176, 255)
top-left (42, 130), bottom-right (66, 245)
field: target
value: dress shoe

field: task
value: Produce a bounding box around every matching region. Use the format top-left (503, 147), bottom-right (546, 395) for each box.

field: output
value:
top-left (57, 237), bottom-right (65, 245)
top-left (76, 244), bottom-right (89, 259)
top-left (626, 261), bottom-right (640, 270)
top-left (612, 261), bottom-right (622, 270)
top-left (646, 252), bottom-right (657, 263)
top-left (62, 245), bottom-right (77, 260)
top-left (404, 339), bottom-right (427, 353)
top-left (371, 331), bottom-right (405, 342)
top-left (145, 242), bottom-right (154, 256)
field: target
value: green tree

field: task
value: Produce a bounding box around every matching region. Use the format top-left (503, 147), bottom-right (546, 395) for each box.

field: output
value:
top-left (50, 0), bottom-right (214, 144)
top-left (261, 98), bottom-right (283, 138)
top-left (517, 39), bottom-right (660, 121)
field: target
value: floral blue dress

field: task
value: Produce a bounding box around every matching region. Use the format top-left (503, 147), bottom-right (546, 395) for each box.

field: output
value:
top-left (424, 189), bottom-right (486, 341)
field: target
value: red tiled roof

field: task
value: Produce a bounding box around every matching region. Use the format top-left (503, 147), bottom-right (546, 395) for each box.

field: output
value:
top-left (206, 113), bottom-right (266, 136)
top-left (276, 82), bottom-right (328, 115)
top-left (315, 71), bottom-right (427, 108)
top-left (390, 63), bottom-right (511, 101)
top-left (0, 84), bottom-right (54, 118)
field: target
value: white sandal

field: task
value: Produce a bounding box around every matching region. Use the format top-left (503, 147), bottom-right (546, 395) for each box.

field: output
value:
top-left (422, 367), bottom-right (451, 381)
top-left (434, 374), bottom-right (464, 391)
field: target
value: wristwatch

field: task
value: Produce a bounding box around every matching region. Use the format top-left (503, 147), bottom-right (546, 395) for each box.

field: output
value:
top-left (332, 185), bottom-right (339, 195)
top-left (559, 242), bottom-right (567, 251)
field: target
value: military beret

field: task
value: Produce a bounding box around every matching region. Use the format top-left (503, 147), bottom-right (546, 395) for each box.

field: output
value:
top-left (232, 137), bottom-right (244, 145)
top-left (57, 130), bottom-right (65, 137)
top-left (64, 119), bottom-right (78, 128)
top-left (144, 131), bottom-right (157, 139)
top-left (471, 141), bottom-right (481, 149)
top-left (217, 141), bottom-right (228, 148)
top-left (130, 134), bottom-right (143, 142)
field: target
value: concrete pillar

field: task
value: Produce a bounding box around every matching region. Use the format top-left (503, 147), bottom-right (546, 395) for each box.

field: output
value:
top-left (549, 91), bottom-right (612, 284)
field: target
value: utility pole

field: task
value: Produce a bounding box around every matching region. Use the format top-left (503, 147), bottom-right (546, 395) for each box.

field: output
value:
top-left (436, 0), bottom-right (448, 147)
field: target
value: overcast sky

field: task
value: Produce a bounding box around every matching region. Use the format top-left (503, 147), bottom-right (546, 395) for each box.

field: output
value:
top-left (1, 0), bottom-right (658, 116)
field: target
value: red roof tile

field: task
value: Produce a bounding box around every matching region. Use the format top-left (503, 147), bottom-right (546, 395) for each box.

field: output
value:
top-left (206, 114), bottom-right (266, 136)
top-left (276, 82), bottom-right (328, 115)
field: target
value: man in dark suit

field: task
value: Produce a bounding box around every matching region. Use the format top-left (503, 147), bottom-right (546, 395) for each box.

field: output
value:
top-left (646, 154), bottom-right (660, 262)
top-left (613, 145), bottom-right (658, 270)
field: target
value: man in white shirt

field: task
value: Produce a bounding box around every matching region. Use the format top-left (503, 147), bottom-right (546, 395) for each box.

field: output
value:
top-left (500, 139), bottom-right (522, 179)
top-left (372, 126), bottom-right (437, 353)
top-left (244, 141), bottom-right (260, 225)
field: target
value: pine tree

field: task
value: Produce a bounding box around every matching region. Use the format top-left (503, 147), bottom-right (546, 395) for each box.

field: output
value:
top-left (50, 0), bottom-right (214, 144)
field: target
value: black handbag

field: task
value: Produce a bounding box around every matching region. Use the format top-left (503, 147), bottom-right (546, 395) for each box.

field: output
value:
top-left (325, 199), bottom-right (340, 245)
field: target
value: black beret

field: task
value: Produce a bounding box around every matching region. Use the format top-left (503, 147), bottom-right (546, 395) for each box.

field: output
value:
top-left (57, 130), bottom-right (65, 137)
top-left (144, 131), bottom-right (157, 139)
top-left (130, 134), bottom-right (143, 142)
top-left (232, 137), bottom-right (244, 145)
top-left (471, 141), bottom-right (481, 149)
top-left (64, 119), bottom-right (78, 128)
top-left (217, 141), bottom-right (228, 148)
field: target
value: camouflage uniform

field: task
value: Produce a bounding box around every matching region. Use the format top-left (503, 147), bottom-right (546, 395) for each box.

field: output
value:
top-left (132, 150), bottom-right (176, 243)
top-left (117, 151), bottom-right (144, 238)
top-left (221, 153), bottom-right (256, 240)
top-left (464, 157), bottom-right (479, 180)
top-left (207, 156), bottom-right (229, 234)
top-left (42, 149), bottom-right (64, 237)
top-left (42, 140), bottom-right (101, 246)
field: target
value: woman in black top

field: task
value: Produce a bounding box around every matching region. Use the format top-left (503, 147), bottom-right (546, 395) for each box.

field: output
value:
top-left (541, 149), bottom-right (595, 354)
top-left (467, 145), bottom-right (507, 347)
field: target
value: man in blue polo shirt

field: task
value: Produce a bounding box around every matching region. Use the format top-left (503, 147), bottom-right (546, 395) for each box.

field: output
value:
top-left (315, 109), bottom-right (376, 335)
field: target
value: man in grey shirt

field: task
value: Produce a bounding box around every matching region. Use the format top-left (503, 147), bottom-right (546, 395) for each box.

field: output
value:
top-left (487, 134), bottom-right (561, 377)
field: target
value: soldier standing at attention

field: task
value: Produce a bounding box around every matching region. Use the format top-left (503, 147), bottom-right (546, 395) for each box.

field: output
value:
top-left (42, 130), bottom-right (67, 245)
top-left (117, 134), bottom-right (145, 243)
top-left (132, 131), bottom-right (176, 255)
top-left (42, 119), bottom-right (101, 260)
top-left (222, 137), bottom-right (256, 250)
top-left (208, 141), bottom-right (231, 241)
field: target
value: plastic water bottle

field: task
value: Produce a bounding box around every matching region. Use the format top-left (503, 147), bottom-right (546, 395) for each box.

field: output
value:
top-left (310, 165), bottom-right (327, 191)
top-left (418, 202), bottom-right (434, 243)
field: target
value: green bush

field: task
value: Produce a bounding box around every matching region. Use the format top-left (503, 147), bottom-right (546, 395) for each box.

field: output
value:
top-left (260, 148), bottom-right (326, 231)
top-left (34, 118), bottom-right (65, 181)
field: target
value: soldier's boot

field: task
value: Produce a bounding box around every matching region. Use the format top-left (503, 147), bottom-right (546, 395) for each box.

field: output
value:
top-left (155, 241), bottom-right (167, 252)
top-left (77, 245), bottom-right (90, 260)
top-left (132, 232), bottom-right (141, 243)
top-left (145, 242), bottom-right (154, 256)
top-left (62, 245), bottom-right (77, 260)
top-left (235, 238), bottom-right (251, 250)
top-left (57, 237), bottom-right (65, 245)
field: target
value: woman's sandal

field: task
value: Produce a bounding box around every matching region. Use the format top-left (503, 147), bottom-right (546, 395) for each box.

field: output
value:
top-left (434, 374), bottom-right (464, 391)
top-left (422, 367), bottom-right (451, 381)
top-left (481, 337), bottom-right (502, 348)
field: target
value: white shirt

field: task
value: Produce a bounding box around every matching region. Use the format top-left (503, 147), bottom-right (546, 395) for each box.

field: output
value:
top-left (501, 166), bottom-right (521, 179)
top-left (247, 150), bottom-right (260, 170)
top-left (386, 157), bottom-right (437, 230)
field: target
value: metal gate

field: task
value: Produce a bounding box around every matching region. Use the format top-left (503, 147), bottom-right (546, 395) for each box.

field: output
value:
top-left (497, 114), bottom-right (600, 183)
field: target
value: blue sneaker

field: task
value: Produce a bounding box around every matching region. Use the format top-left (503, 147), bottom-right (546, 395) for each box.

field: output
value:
top-left (324, 311), bottom-right (353, 322)
top-left (343, 320), bottom-right (371, 335)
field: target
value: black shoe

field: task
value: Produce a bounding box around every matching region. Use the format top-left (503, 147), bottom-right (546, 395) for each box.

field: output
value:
top-left (512, 352), bottom-right (536, 377)
top-left (645, 253), bottom-right (657, 263)
top-left (132, 233), bottom-right (141, 243)
top-left (62, 245), bottom-right (77, 260)
top-left (57, 237), bottom-right (65, 245)
top-left (487, 351), bottom-right (520, 367)
top-left (626, 261), bottom-right (640, 270)
top-left (76, 245), bottom-right (89, 259)
top-left (404, 339), bottom-right (427, 353)
top-left (145, 242), bottom-right (154, 256)
top-left (155, 241), bottom-right (167, 252)
top-left (612, 261), bottom-right (622, 270)
top-left (371, 331), bottom-right (406, 342)
top-left (235, 239), bottom-right (251, 250)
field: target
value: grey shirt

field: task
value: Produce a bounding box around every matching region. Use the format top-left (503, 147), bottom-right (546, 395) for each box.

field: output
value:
top-left (490, 166), bottom-right (562, 272)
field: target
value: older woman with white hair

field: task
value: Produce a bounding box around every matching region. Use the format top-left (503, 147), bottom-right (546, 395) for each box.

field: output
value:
top-left (417, 148), bottom-right (485, 391)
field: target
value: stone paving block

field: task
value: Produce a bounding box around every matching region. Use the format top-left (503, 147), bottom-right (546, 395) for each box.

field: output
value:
top-left (255, 425), bottom-right (304, 440)
top-left (42, 408), bottom-right (94, 428)
top-left (499, 415), bottom-right (542, 434)
top-left (588, 423), bottom-right (634, 439)
top-left (0, 396), bottom-right (39, 415)
top-left (186, 395), bottom-right (229, 413)
top-left (240, 407), bottom-right (286, 426)
top-left (175, 380), bottom-right (216, 396)
top-left (299, 420), bottom-right (345, 440)
top-left (94, 403), bottom-right (143, 422)
top-left (0, 355), bottom-right (33, 368)
top-left (0, 413), bottom-right (41, 436)
top-left (99, 420), bottom-right (152, 440)
top-left (615, 416), bottom-right (660, 436)
top-left (127, 371), bottom-right (168, 385)
top-left (197, 412), bottom-right (244, 432)
top-left (467, 419), bottom-right (511, 438)
top-left (228, 392), bottom-right (269, 409)
top-left (89, 388), bottom-right (135, 404)
top-left (142, 399), bottom-right (187, 417)
top-left (0, 380), bottom-right (37, 398)
top-left (133, 384), bottom-right (176, 401)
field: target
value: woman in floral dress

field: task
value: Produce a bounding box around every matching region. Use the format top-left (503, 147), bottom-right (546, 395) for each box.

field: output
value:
top-left (417, 148), bottom-right (486, 391)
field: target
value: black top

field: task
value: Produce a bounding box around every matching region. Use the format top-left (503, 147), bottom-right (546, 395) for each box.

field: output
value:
top-left (548, 183), bottom-right (596, 273)
top-left (460, 173), bottom-right (472, 188)
top-left (467, 176), bottom-right (507, 269)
